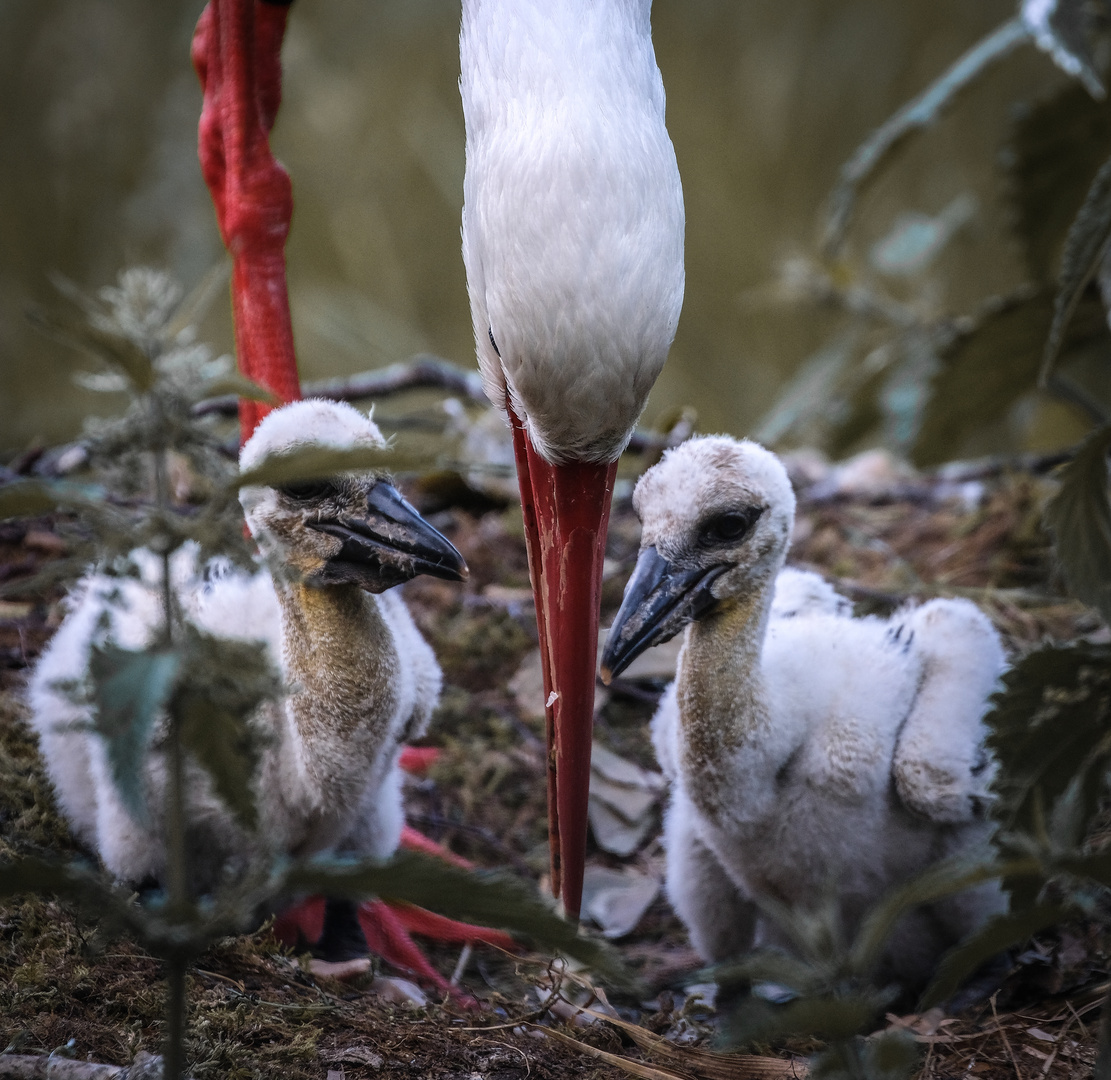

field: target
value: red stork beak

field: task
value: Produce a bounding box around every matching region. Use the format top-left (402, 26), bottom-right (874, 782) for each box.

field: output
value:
top-left (507, 400), bottom-right (617, 919)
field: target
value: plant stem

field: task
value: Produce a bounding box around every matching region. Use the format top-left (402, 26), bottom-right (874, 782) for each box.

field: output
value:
top-left (164, 956), bottom-right (188, 1080)
top-left (152, 401), bottom-right (190, 1078)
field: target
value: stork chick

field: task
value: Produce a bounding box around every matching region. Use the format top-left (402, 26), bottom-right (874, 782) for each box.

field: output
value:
top-left (29, 399), bottom-right (467, 894)
top-left (601, 436), bottom-right (1005, 989)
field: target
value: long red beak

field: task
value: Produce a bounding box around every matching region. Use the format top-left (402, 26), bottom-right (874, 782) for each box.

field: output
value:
top-left (193, 0), bottom-right (302, 440)
top-left (508, 401), bottom-right (617, 919)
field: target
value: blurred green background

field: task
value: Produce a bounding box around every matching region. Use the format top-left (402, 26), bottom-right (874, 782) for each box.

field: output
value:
top-left (0, 0), bottom-right (1071, 457)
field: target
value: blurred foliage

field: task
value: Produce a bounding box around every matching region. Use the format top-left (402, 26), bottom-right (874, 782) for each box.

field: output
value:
top-left (0, 268), bottom-right (627, 1078)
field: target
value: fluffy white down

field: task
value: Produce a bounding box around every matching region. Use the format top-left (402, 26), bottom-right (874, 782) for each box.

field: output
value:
top-left (638, 437), bottom-right (1007, 988)
top-left (460, 0), bottom-right (685, 464)
top-left (28, 400), bottom-right (442, 890)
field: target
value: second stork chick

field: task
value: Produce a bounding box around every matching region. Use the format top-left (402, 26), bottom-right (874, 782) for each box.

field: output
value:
top-left (601, 436), bottom-right (1005, 990)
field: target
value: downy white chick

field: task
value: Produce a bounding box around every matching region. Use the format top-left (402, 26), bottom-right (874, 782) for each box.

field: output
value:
top-left (29, 399), bottom-right (467, 894)
top-left (601, 435), bottom-right (1005, 989)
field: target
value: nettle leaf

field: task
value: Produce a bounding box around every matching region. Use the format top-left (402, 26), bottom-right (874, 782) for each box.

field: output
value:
top-left (282, 851), bottom-right (632, 990)
top-left (196, 372), bottom-right (279, 407)
top-left (1021, 0), bottom-right (1109, 99)
top-left (1045, 424), bottom-right (1111, 622)
top-left (920, 903), bottom-right (1069, 1008)
top-left (174, 632), bottom-right (279, 830)
top-left (27, 307), bottom-right (154, 392)
top-left (235, 443), bottom-right (436, 490)
top-left (89, 646), bottom-right (182, 823)
top-left (987, 641), bottom-right (1111, 847)
top-left (850, 856), bottom-right (1034, 978)
top-left (810, 1031), bottom-right (920, 1080)
top-left (1003, 83), bottom-right (1111, 282)
top-left (1043, 157), bottom-right (1111, 383)
top-left (0, 479), bottom-right (107, 519)
top-left (911, 289), bottom-right (1110, 466)
top-left (721, 989), bottom-right (893, 1049)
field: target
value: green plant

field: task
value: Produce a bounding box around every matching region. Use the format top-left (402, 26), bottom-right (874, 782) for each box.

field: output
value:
top-left (0, 268), bottom-right (628, 1080)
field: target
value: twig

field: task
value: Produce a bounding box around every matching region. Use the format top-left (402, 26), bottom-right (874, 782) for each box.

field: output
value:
top-left (823, 17), bottom-right (1028, 253)
top-left (991, 993), bottom-right (1024, 1080)
top-left (192, 355), bottom-right (487, 417)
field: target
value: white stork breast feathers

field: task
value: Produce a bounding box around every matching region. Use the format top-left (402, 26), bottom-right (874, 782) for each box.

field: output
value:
top-left (460, 0), bottom-right (686, 465)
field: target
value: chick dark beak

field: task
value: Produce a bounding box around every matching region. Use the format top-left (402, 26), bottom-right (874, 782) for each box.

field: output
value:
top-left (600, 546), bottom-right (727, 683)
top-left (310, 482), bottom-right (468, 591)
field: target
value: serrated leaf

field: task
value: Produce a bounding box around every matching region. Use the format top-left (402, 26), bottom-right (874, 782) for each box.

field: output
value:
top-left (823, 17), bottom-right (1027, 253)
top-left (862, 1029), bottom-right (921, 1080)
top-left (721, 990), bottom-right (891, 1048)
top-left (985, 641), bottom-right (1111, 909)
top-left (850, 856), bottom-right (1038, 977)
top-left (920, 903), bottom-right (1068, 1007)
top-left (27, 307), bottom-right (154, 391)
top-left (1042, 158), bottom-right (1111, 384)
top-left (89, 646), bottom-right (181, 824)
top-left (911, 289), bottom-right (1110, 466)
top-left (235, 443), bottom-right (437, 490)
top-left (1004, 82), bottom-right (1111, 282)
top-left (172, 632), bottom-right (278, 830)
top-left (1045, 425), bottom-right (1111, 621)
top-left (177, 699), bottom-right (260, 831)
top-left (197, 372), bottom-right (279, 406)
top-left (709, 948), bottom-right (827, 997)
top-left (281, 851), bottom-right (633, 990)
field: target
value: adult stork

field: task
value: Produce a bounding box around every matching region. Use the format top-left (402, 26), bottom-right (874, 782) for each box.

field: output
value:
top-left (188, 0), bottom-right (514, 991)
top-left (460, 0), bottom-right (686, 917)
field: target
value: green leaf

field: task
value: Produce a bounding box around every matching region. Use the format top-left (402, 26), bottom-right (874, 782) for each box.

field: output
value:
top-left (810, 1030), bottom-right (921, 1080)
top-left (235, 443), bottom-right (437, 490)
top-left (1042, 156), bottom-right (1111, 385)
top-left (197, 372), bottom-right (280, 407)
top-left (850, 856), bottom-right (1039, 977)
top-left (911, 289), bottom-right (1110, 467)
top-left (1003, 82), bottom-right (1111, 282)
top-left (920, 903), bottom-right (1069, 1007)
top-left (823, 17), bottom-right (1028, 253)
top-left (1045, 426), bottom-right (1111, 622)
top-left (721, 989), bottom-right (893, 1048)
top-left (89, 646), bottom-right (181, 824)
top-left (281, 851), bottom-right (633, 990)
top-left (173, 632), bottom-right (279, 830)
top-left (0, 479), bottom-right (106, 519)
top-left (985, 641), bottom-right (1111, 904)
top-left (27, 307), bottom-right (154, 392)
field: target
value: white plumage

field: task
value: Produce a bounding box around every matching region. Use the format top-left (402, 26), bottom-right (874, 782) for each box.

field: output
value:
top-left (460, 0), bottom-right (685, 465)
top-left (29, 399), bottom-right (462, 892)
top-left (602, 436), bottom-right (1006, 988)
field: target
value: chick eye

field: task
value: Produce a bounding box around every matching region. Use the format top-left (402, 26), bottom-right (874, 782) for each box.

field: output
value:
top-left (701, 509), bottom-right (761, 545)
top-left (280, 480), bottom-right (335, 502)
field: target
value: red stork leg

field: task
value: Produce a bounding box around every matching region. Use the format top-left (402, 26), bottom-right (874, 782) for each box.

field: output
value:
top-left (508, 401), bottom-right (617, 919)
top-left (192, 0), bottom-right (301, 439)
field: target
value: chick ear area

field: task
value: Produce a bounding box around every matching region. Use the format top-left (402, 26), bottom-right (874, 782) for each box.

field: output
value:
top-left (308, 481), bottom-right (468, 591)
